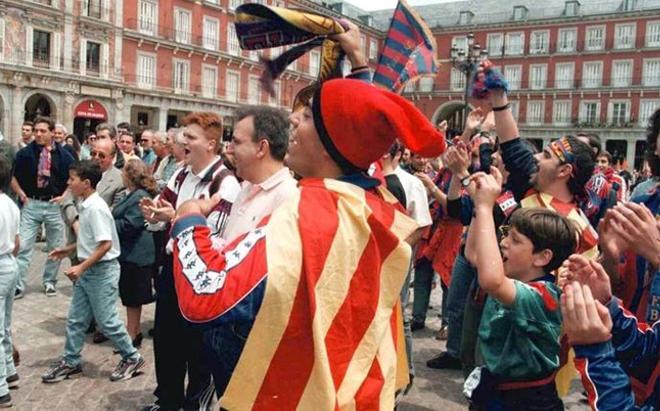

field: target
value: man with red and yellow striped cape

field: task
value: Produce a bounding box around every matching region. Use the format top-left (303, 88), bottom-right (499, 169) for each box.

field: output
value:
top-left (169, 78), bottom-right (446, 409)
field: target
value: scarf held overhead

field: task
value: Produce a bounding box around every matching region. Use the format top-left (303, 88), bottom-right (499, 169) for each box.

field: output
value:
top-left (234, 3), bottom-right (347, 102)
top-left (172, 178), bottom-right (419, 409)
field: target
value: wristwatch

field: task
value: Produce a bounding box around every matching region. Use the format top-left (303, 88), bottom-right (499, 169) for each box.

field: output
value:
top-left (460, 175), bottom-right (471, 188)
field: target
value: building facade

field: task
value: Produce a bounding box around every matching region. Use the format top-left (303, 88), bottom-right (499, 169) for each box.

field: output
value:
top-left (372, 0), bottom-right (660, 169)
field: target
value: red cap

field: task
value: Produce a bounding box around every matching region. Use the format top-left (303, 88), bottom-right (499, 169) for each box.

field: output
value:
top-left (312, 79), bottom-right (446, 172)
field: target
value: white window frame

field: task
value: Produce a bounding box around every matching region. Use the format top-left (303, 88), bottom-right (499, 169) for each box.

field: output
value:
top-left (505, 32), bottom-right (524, 56)
top-left (229, 0), bottom-right (241, 11)
top-left (487, 33), bottom-right (503, 56)
top-left (585, 25), bottom-right (606, 51)
top-left (608, 99), bottom-right (631, 126)
top-left (611, 59), bottom-right (633, 87)
top-left (558, 28), bottom-right (577, 52)
top-left (553, 100), bottom-right (572, 126)
top-left (227, 24), bottom-right (240, 56)
top-left (582, 61), bottom-right (603, 88)
top-left (504, 65), bottom-right (522, 90)
top-left (510, 100), bottom-right (520, 121)
top-left (529, 64), bottom-right (547, 90)
top-left (369, 38), bottom-right (378, 60)
top-left (419, 77), bottom-right (434, 92)
top-left (136, 51), bottom-right (156, 90)
top-left (529, 30), bottom-right (549, 54)
top-left (614, 23), bottom-right (636, 49)
top-left (513, 6), bottom-right (527, 21)
top-left (138, 0), bottom-right (157, 36)
top-left (203, 16), bottom-right (219, 51)
top-left (309, 50), bottom-right (320, 76)
top-left (639, 100), bottom-right (660, 126)
top-left (564, 1), bottom-right (579, 16)
top-left (174, 8), bottom-right (192, 45)
top-left (452, 35), bottom-right (468, 55)
top-left (450, 67), bottom-right (466, 91)
top-left (225, 70), bottom-right (240, 103)
top-left (580, 100), bottom-right (601, 125)
top-left (201, 64), bottom-right (218, 98)
top-left (643, 58), bottom-right (660, 87)
top-left (248, 75), bottom-right (260, 104)
top-left (526, 101), bottom-right (545, 125)
top-left (646, 21), bottom-right (660, 47)
top-left (173, 58), bottom-right (190, 94)
top-left (555, 62), bottom-right (575, 89)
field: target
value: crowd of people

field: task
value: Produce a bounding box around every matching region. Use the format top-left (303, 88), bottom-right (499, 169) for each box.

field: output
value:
top-left (0, 20), bottom-right (655, 411)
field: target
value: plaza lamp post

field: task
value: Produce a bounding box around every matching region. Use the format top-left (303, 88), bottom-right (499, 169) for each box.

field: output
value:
top-left (450, 32), bottom-right (488, 130)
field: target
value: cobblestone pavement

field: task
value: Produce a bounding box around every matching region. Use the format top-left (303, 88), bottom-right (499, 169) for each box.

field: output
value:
top-left (10, 247), bottom-right (588, 410)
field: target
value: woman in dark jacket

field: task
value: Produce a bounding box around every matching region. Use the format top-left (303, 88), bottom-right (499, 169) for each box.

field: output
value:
top-left (113, 159), bottom-right (159, 347)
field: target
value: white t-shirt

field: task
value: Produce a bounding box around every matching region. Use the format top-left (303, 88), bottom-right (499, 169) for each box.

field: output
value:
top-left (394, 167), bottom-right (432, 228)
top-left (0, 193), bottom-right (19, 255)
top-left (77, 192), bottom-right (120, 261)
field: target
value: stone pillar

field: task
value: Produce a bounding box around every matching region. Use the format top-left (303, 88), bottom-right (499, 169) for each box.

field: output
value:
top-left (10, 85), bottom-right (24, 145)
top-left (158, 107), bottom-right (168, 131)
top-left (626, 137), bottom-right (636, 171)
top-left (63, 93), bottom-right (75, 133)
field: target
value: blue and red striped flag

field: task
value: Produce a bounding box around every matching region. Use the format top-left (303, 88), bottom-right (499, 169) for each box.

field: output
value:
top-left (373, 0), bottom-right (439, 93)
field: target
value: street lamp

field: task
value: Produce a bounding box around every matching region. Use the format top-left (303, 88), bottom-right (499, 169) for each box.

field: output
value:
top-left (450, 32), bottom-right (488, 130)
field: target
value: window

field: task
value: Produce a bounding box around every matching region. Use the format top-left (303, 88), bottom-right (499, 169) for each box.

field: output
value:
top-left (505, 32), bottom-right (524, 55)
top-left (609, 101), bottom-right (630, 125)
top-left (555, 62), bottom-right (574, 89)
top-left (202, 65), bottom-right (217, 98)
top-left (513, 6), bottom-right (527, 21)
top-left (369, 39), bottom-right (378, 60)
top-left (248, 50), bottom-right (258, 62)
top-left (32, 29), bottom-right (50, 68)
top-left (582, 61), bottom-right (603, 88)
top-left (585, 26), bottom-right (605, 50)
top-left (83, 0), bottom-right (102, 18)
top-left (526, 101), bottom-right (544, 125)
top-left (203, 17), bottom-right (219, 51)
top-left (419, 77), bottom-right (434, 92)
top-left (173, 59), bottom-right (190, 93)
top-left (647, 22), bottom-right (660, 47)
top-left (553, 101), bottom-right (572, 125)
top-left (580, 101), bottom-right (601, 124)
top-left (621, 0), bottom-right (636, 11)
top-left (487, 33), bottom-right (503, 56)
top-left (504, 65), bottom-right (522, 90)
top-left (360, 35), bottom-right (366, 56)
top-left (614, 23), bottom-right (635, 49)
top-left (530, 31), bottom-right (549, 54)
top-left (558, 28), bottom-right (576, 52)
top-left (138, 0), bottom-right (157, 36)
top-left (459, 11), bottom-right (473, 25)
top-left (85, 40), bottom-right (100, 75)
top-left (174, 9), bottom-right (191, 44)
top-left (309, 50), bottom-right (320, 76)
top-left (529, 64), bottom-right (547, 90)
top-left (137, 53), bottom-right (155, 89)
top-left (450, 68), bottom-right (466, 91)
top-left (564, 1), bottom-right (579, 16)
top-left (611, 60), bottom-right (632, 87)
top-left (229, 0), bottom-right (241, 10)
top-left (226, 71), bottom-right (239, 102)
top-left (510, 100), bottom-right (520, 121)
top-left (452, 35), bottom-right (467, 55)
top-left (248, 75), bottom-right (260, 104)
top-left (404, 82), bottom-right (415, 93)
top-left (643, 59), bottom-right (660, 86)
top-left (227, 25), bottom-right (240, 56)
top-left (639, 100), bottom-right (660, 126)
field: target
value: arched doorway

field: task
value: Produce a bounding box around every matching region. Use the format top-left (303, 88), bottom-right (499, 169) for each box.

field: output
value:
top-left (24, 93), bottom-right (55, 122)
top-left (431, 101), bottom-right (473, 137)
top-left (73, 100), bottom-right (108, 142)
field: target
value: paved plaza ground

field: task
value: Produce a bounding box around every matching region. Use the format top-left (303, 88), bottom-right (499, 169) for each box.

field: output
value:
top-left (9, 246), bottom-right (588, 410)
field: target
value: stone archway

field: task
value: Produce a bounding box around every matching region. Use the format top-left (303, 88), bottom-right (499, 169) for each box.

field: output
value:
top-left (431, 101), bottom-right (474, 135)
top-left (24, 92), bottom-right (57, 122)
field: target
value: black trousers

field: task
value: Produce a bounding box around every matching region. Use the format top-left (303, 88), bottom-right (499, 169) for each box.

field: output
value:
top-left (153, 258), bottom-right (214, 410)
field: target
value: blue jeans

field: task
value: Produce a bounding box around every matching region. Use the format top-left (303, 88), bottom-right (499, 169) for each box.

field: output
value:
top-left (0, 255), bottom-right (17, 396)
top-left (445, 253), bottom-right (476, 358)
top-left (412, 258), bottom-right (434, 324)
top-left (16, 200), bottom-right (65, 291)
top-left (63, 260), bottom-right (137, 366)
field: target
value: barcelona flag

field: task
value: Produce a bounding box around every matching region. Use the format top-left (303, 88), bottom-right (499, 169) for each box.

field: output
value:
top-left (172, 178), bottom-right (417, 409)
top-left (373, 0), bottom-right (439, 93)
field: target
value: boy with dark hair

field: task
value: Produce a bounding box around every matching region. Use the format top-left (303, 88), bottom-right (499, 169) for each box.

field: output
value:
top-left (463, 170), bottom-right (577, 410)
top-left (0, 156), bottom-right (20, 407)
top-left (43, 160), bottom-right (144, 383)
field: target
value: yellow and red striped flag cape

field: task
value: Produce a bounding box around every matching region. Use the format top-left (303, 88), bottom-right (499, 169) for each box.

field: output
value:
top-left (520, 190), bottom-right (600, 395)
top-left (174, 178), bottom-right (417, 410)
